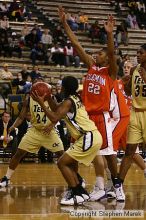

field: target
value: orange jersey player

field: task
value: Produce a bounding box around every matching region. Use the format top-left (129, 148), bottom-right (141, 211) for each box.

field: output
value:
top-left (111, 80), bottom-right (130, 152)
top-left (82, 64), bottom-right (115, 152)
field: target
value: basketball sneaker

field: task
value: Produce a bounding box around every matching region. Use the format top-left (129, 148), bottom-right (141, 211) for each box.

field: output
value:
top-left (61, 188), bottom-right (72, 200)
top-left (114, 184), bottom-right (125, 202)
top-left (61, 186), bottom-right (89, 201)
top-left (79, 187), bottom-right (90, 201)
top-left (89, 186), bottom-right (106, 201)
top-left (105, 179), bottom-right (116, 199)
top-left (0, 176), bottom-right (10, 188)
top-left (106, 186), bottom-right (116, 199)
top-left (60, 192), bottom-right (85, 206)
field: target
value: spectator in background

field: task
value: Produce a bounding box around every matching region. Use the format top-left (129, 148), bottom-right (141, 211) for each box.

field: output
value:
top-left (0, 1), bottom-right (9, 17)
top-left (0, 32), bottom-right (10, 57)
top-left (0, 63), bottom-right (13, 80)
top-left (126, 11), bottom-right (139, 29)
top-left (9, 0), bottom-right (23, 21)
top-left (12, 72), bottom-right (31, 94)
top-left (0, 112), bottom-right (16, 149)
top-left (79, 12), bottom-right (88, 31)
top-left (115, 21), bottom-right (129, 46)
top-left (0, 15), bottom-right (10, 31)
top-left (0, 63), bottom-right (13, 97)
top-left (21, 4), bottom-right (32, 20)
top-left (20, 64), bottom-right (30, 81)
top-left (30, 42), bottom-right (48, 65)
top-left (32, 24), bottom-right (43, 41)
top-left (25, 29), bottom-right (40, 49)
top-left (21, 23), bottom-right (30, 45)
top-left (29, 65), bottom-right (41, 81)
top-left (89, 20), bottom-right (101, 44)
top-left (67, 13), bottom-right (78, 32)
top-left (8, 32), bottom-right (22, 58)
top-left (133, 49), bottom-right (140, 66)
top-left (98, 26), bottom-right (107, 44)
top-left (137, 8), bottom-right (146, 29)
top-left (51, 43), bottom-right (65, 67)
top-left (53, 25), bottom-right (66, 46)
top-left (136, 0), bottom-right (145, 12)
top-left (64, 41), bottom-right (80, 67)
top-left (41, 28), bottom-right (52, 52)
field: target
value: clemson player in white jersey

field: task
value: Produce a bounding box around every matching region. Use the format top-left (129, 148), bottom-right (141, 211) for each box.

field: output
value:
top-left (0, 78), bottom-right (64, 188)
top-left (32, 76), bottom-right (102, 206)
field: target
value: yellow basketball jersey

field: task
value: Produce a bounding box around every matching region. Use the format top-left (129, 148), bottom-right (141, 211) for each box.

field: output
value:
top-left (64, 95), bottom-right (97, 140)
top-left (132, 65), bottom-right (146, 109)
top-left (30, 97), bottom-right (51, 130)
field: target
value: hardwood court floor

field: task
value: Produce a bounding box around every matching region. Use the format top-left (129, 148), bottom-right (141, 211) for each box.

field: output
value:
top-left (0, 163), bottom-right (145, 220)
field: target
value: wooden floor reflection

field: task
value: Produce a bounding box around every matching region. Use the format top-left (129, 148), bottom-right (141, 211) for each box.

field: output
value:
top-left (0, 163), bottom-right (145, 220)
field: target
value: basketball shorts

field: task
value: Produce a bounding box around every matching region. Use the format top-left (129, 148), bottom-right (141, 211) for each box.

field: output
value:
top-left (66, 130), bottom-right (102, 166)
top-left (89, 112), bottom-right (114, 155)
top-left (127, 109), bottom-right (146, 144)
top-left (18, 126), bottom-right (64, 154)
top-left (111, 116), bottom-right (130, 151)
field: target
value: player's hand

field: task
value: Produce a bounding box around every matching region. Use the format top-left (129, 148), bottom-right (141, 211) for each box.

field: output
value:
top-left (138, 66), bottom-right (146, 83)
top-left (58, 6), bottom-right (66, 23)
top-left (31, 90), bottom-right (46, 104)
top-left (104, 15), bottom-right (115, 33)
top-left (43, 123), bottom-right (55, 135)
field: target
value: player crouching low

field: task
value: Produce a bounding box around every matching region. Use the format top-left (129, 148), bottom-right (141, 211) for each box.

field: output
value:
top-left (32, 76), bottom-right (103, 206)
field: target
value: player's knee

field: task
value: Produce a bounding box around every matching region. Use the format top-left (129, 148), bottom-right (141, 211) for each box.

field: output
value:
top-left (14, 149), bottom-right (26, 160)
top-left (125, 144), bottom-right (137, 156)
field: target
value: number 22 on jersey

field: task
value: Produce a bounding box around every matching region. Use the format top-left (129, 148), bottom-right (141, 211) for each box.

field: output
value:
top-left (88, 83), bottom-right (100, 94)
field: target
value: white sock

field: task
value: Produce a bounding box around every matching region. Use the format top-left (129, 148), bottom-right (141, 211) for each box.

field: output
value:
top-left (6, 167), bottom-right (14, 179)
top-left (95, 176), bottom-right (104, 190)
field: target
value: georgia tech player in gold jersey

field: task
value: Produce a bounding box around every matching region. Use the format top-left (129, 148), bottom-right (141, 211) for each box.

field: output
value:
top-left (0, 78), bottom-right (64, 188)
top-left (32, 76), bottom-right (102, 206)
top-left (119, 44), bottom-right (146, 184)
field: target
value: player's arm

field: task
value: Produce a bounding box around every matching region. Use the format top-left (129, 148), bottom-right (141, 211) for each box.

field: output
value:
top-left (9, 95), bottom-right (29, 133)
top-left (31, 91), bottom-right (72, 123)
top-left (58, 6), bottom-right (93, 69)
top-left (47, 95), bottom-right (61, 111)
top-left (104, 15), bottom-right (118, 80)
top-left (40, 100), bottom-right (71, 123)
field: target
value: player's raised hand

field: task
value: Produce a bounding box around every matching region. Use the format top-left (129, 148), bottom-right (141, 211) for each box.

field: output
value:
top-left (31, 90), bottom-right (46, 104)
top-left (58, 6), bottom-right (66, 23)
top-left (138, 66), bottom-right (146, 83)
top-left (104, 15), bottom-right (115, 33)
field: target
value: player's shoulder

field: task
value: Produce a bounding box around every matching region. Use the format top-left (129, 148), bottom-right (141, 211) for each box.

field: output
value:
top-left (130, 65), bottom-right (138, 76)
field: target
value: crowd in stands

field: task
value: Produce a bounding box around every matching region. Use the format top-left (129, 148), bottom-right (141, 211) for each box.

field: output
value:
top-left (108, 0), bottom-right (146, 29)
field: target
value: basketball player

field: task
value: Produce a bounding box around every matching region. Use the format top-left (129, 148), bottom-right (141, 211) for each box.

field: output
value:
top-left (0, 78), bottom-right (64, 187)
top-left (118, 44), bottom-right (146, 183)
top-left (106, 58), bottom-right (146, 199)
top-left (58, 6), bottom-right (124, 201)
top-left (31, 76), bottom-right (102, 205)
